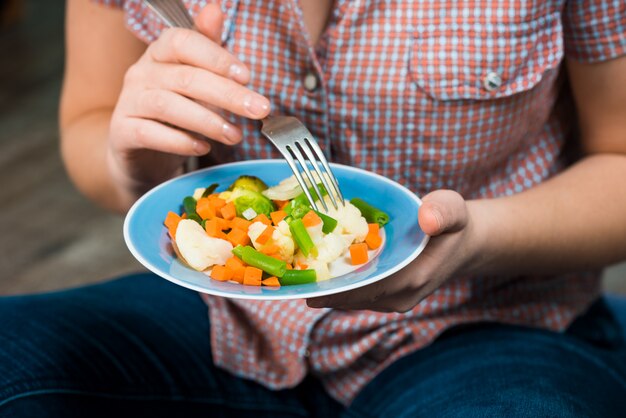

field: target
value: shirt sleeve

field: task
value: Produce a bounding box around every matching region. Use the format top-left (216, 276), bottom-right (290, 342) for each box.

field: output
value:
top-left (563, 0), bottom-right (626, 63)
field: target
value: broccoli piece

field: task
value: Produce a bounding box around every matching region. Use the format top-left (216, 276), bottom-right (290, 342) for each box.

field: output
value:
top-left (230, 188), bottom-right (276, 217)
top-left (227, 175), bottom-right (268, 193)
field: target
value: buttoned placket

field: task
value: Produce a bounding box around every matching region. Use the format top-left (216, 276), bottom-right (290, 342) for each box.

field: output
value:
top-left (283, 0), bottom-right (334, 161)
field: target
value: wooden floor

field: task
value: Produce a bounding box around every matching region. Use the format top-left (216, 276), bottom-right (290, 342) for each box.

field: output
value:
top-left (0, 0), bottom-right (623, 295)
top-left (0, 0), bottom-right (144, 295)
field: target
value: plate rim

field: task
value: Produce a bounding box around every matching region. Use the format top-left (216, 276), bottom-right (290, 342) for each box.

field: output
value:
top-left (123, 159), bottom-right (430, 300)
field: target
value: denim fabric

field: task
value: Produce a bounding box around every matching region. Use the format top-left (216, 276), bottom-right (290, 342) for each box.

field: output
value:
top-left (1, 273), bottom-right (626, 418)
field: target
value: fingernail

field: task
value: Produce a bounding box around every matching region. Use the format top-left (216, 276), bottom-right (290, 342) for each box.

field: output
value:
top-left (431, 207), bottom-right (443, 231)
top-left (193, 140), bottom-right (211, 155)
top-left (243, 95), bottom-right (270, 118)
top-left (222, 123), bottom-right (242, 143)
top-left (228, 64), bottom-right (249, 84)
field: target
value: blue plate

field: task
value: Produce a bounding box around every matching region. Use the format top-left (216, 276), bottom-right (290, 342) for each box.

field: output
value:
top-left (124, 160), bottom-right (429, 300)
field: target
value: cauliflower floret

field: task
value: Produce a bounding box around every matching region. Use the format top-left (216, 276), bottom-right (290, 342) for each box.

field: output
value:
top-left (294, 252), bottom-right (331, 281)
top-left (322, 198), bottom-right (368, 242)
top-left (247, 221), bottom-right (295, 263)
top-left (316, 232), bottom-right (349, 264)
top-left (305, 221), bottom-right (324, 244)
top-left (192, 188), bottom-right (206, 200)
top-left (247, 221), bottom-right (267, 246)
top-left (175, 219), bottom-right (233, 271)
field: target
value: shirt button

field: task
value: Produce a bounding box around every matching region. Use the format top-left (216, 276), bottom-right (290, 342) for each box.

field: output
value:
top-left (303, 71), bottom-right (319, 92)
top-left (483, 71), bottom-right (502, 92)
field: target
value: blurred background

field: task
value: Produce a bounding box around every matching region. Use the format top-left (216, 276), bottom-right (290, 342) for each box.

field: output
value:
top-left (0, 0), bottom-right (624, 295)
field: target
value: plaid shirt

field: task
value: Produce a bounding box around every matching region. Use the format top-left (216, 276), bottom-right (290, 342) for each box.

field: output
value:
top-left (97, 0), bottom-right (625, 405)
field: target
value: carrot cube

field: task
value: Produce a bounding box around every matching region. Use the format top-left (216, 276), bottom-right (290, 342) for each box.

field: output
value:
top-left (273, 200), bottom-right (289, 210)
top-left (243, 266), bottom-right (263, 286)
top-left (216, 217), bottom-right (231, 231)
top-left (259, 244), bottom-right (280, 255)
top-left (365, 233), bottom-right (383, 250)
top-left (262, 277), bottom-right (280, 287)
top-left (367, 223), bottom-right (380, 236)
top-left (365, 232), bottom-right (383, 250)
top-left (302, 210), bottom-right (322, 227)
top-left (349, 243), bottom-right (369, 265)
top-left (205, 219), bottom-right (228, 240)
top-left (204, 218), bottom-right (220, 236)
top-left (225, 256), bottom-right (247, 283)
top-left (255, 225), bottom-right (274, 245)
top-left (231, 217), bottom-right (252, 232)
top-left (270, 210), bottom-right (288, 226)
top-left (225, 256), bottom-right (246, 270)
top-left (210, 265), bottom-right (233, 282)
top-left (164, 211), bottom-right (182, 238)
top-left (208, 196), bottom-right (226, 210)
top-left (253, 213), bottom-right (272, 226)
top-left (220, 202), bottom-right (237, 220)
top-left (226, 228), bottom-right (250, 247)
top-left (196, 198), bottom-right (216, 220)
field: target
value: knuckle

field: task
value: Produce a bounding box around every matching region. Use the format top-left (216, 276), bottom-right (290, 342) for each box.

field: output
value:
top-left (124, 64), bottom-right (144, 85)
top-left (395, 300), bottom-right (416, 314)
top-left (133, 123), bottom-right (148, 147)
top-left (212, 53), bottom-right (231, 73)
top-left (169, 29), bottom-right (193, 53)
top-left (142, 90), bottom-right (168, 118)
top-left (175, 66), bottom-right (195, 90)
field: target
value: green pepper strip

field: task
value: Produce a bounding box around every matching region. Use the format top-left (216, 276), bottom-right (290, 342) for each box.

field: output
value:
top-left (313, 210), bottom-right (338, 234)
top-left (183, 196), bottom-right (201, 224)
top-left (350, 198), bottom-right (390, 227)
top-left (279, 269), bottom-right (317, 285)
top-left (232, 245), bottom-right (287, 278)
top-left (289, 219), bottom-right (317, 257)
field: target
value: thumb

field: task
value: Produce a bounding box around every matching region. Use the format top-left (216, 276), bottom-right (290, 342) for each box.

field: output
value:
top-left (194, 3), bottom-right (224, 42)
top-left (418, 190), bottom-right (468, 236)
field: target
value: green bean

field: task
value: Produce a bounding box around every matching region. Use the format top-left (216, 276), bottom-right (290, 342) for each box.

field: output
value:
top-left (201, 183), bottom-right (219, 198)
top-left (350, 198), bottom-right (390, 226)
top-left (289, 219), bottom-right (317, 257)
top-left (232, 245), bottom-right (287, 278)
top-left (313, 210), bottom-right (338, 234)
top-left (279, 269), bottom-right (317, 285)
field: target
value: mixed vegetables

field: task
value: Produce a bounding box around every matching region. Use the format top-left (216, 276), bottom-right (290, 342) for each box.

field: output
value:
top-left (163, 174), bottom-right (390, 287)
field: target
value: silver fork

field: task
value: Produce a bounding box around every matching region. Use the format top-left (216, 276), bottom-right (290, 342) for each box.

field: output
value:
top-left (142, 1), bottom-right (344, 211)
top-left (142, 0), bottom-right (194, 29)
top-left (142, 0), bottom-right (199, 172)
top-left (261, 116), bottom-right (345, 212)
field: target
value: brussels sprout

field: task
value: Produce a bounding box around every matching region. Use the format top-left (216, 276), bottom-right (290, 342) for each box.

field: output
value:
top-left (230, 188), bottom-right (276, 217)
top-left (227, 175), bottom-right (268, 193)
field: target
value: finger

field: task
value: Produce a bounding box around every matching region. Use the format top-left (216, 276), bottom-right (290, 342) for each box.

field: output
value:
top-left (194, 3), bottom-right (223, 42)
top-left (418, 190), bottom-right (468, 236)
top-left (148, 28), bottom-right (250, 84)
top-left (307, 277), bottom-right (403, 311)
top-left (132, 89), bottom-right (242, 144)
top-left (157, 63), bottom-right (270, 119)
top-left (124, 117), bottom-right (211, 156)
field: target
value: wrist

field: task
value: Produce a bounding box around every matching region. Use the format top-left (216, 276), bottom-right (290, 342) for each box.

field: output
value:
top-left (461, 199), bottom-right (494, 276)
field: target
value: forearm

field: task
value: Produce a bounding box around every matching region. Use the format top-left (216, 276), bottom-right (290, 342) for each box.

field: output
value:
top-left (61, 109), bottom-right (143, 214)
top-left (468, 153), bottom-right (626, 275)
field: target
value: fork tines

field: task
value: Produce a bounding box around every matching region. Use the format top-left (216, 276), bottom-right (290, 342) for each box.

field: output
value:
top-left (261, 116), bottom-right (345, 213)
top-left (143, 0), bottom-right (195, 28)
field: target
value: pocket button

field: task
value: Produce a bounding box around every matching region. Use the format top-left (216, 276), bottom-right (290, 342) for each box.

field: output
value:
top-left (483, 71), bottom-right (503, 92)
top-left (303, 71), bottom-right (319, 92)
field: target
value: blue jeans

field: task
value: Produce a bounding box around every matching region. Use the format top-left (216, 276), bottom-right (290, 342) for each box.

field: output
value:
top-left (1, 273), bottom-right (625, 417)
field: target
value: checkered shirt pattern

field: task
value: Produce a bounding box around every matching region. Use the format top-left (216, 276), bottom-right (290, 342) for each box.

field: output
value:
top-left (95, 0), bottom-right (626, 405)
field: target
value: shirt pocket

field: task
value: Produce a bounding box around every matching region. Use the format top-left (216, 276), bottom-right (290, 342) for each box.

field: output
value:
top-left (409, 11), bottom-right (564, 101)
